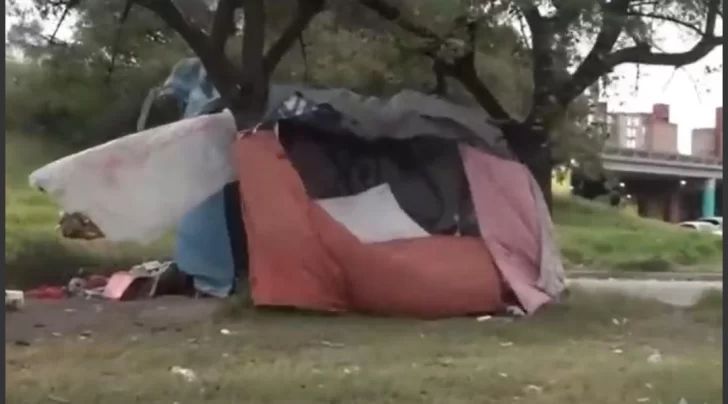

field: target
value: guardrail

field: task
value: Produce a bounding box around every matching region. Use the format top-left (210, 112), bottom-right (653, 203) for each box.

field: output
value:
top-left (602, 146), bottom-right (723, 167)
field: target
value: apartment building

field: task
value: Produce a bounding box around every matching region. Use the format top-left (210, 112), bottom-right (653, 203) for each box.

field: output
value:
top-left (601, 103), bottom-right (679, 154)
top-left (691, 107), bottom-right (723, 159)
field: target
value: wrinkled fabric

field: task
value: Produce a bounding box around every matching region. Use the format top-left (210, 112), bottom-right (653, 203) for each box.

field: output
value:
top-left (174, 188), bottom-right (235, 297)
top-left (29, 109), bottom-right (237, 242)
top-left (529, 175), bottom-right (566, 299)
top-left (235, 132), bottom-right (506, 318)
top-left (460, 145), bottom-right (561, 314)
top-left (145, 58), bottom-right (512, 158)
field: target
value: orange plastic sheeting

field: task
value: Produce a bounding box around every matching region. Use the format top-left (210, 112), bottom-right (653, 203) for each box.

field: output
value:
top-left (234, 132), bottom-right (506, 318)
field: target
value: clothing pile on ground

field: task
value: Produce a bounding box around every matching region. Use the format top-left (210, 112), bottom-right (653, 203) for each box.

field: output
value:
top-left (12, 261), bottom-right (196, 307)
top-left (27, 58), bottom-right (566, 319)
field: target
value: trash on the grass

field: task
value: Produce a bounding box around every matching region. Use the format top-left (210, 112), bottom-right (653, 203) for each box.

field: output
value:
top-left (103, 261), bottom-right (174, 300)
top-left (5, 290), bottom-right (25, 310)
top-left (476, 315), bottom-right (492, 322)
top-left (67, 277), bottom-right (87, 295)
top-left (170, 366), bottom-right (198, 382)
top-left (57, 211), bottom-right (105, 240)
top-left (26, 286), bottom-right (66, 300)
top-left (320, 340), bottom-right (345, 348)
top-left (47, 394), bottom-right (71, 404)
top-left (505, 306), bottom-right (526, 317)
top-left (647, 351), bottom-right (663, 364)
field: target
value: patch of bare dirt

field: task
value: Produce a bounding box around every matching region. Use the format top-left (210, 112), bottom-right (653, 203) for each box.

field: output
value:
top-left (6, 296), bottom-right (219, 343)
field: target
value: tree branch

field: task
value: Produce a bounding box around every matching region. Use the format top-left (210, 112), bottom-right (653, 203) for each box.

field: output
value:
top-left (48, 0), bottom-right (79, 43)
top-left (520, 4), bottom-right (553, 124)
top-left (357, 0), bottom-right (511, 121)
top-left (440, 52), bottom-right (511, 120)
top-left (231, 0), bottom-right (267, 124)
top-left (357, 0), bottom-right (440, 39)
top-left (106, 0), bottom-right (134, 82)
top-left (553, 0), bottom-right (631, 106)
top-left (608, 35), bottom-right (722, 66)
top-left (550, 0), bottom-right (585, 27)
top-left (210, 0), bottom-right (240, 55)
top-left (263, 0), bottom-right (325, 74)
top-left (430, 60), bottom-right (448, 96)
top-left (555, 0), bottom-right (722, 107)
top-left (607, 0), bottom-right (722, 67)
top-left (171, 0), bottom-right (215, 31)
top-left (625, 11), bottom-right (704, 36)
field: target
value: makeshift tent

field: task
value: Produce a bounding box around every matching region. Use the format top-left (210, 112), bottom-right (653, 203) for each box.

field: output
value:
top-left (29, 58), bottom-right (565, 318)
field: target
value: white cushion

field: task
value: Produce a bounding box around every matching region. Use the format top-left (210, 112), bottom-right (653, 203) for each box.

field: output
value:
top-left (316, 184), bottom-right (430, 243)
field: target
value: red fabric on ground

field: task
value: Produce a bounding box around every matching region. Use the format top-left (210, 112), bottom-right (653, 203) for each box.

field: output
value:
top-left (26, 286), bottom-right (66, 300)
top-left (234, 132), bottom-right (506, 318)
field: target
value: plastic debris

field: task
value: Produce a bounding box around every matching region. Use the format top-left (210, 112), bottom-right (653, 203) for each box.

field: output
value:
top-left (320, 340), bottom-right (345, 348)
top-left (647, 351), bottom-right (663, 364)
top-left (170, 366), bottom-right (198, 382)
top-left (5, 290), bottom-right (25, 311)
top-left (343, 366), bottom-right (360, 374)
top-left (476, 315), bottom-right (492, 322)
top-left (47, 394), bottom-right (70, 403)
top-left (505, 305), bottom-right (526, 317)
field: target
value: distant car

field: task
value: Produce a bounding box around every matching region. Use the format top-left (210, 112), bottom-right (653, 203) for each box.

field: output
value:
top-left (696, 216), bottom-right (722, 230)
top-left (678, 221), bottom-right (722, 236)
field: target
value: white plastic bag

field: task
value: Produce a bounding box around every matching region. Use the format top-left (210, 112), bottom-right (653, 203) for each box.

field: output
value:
top-left (29, 110), bottom-right (237, 243)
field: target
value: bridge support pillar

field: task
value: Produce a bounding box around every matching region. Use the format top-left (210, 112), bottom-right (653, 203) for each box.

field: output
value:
top-left (702, 178), bottom-right (716, 217)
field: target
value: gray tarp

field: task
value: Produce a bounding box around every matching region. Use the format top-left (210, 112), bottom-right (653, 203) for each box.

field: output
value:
top-left (141, 58), bottom-right (514, 159)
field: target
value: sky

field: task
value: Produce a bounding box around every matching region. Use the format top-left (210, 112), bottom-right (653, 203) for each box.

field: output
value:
top-left (604, 23), bottom-right (723, 155)
top-left (5, 8), bottom-right (723, 155)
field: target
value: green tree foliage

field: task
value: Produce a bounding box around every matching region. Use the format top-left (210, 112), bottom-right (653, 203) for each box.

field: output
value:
top-left (6, 0), bottom-right (189, 145)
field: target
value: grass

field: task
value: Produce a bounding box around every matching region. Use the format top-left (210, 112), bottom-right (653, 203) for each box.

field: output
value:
top-left (6, 290), bottom-right (723, 404)
top-left (4, 132), bottom-right (722, 289)
top-left (554, 196), bottom-right (723, 272)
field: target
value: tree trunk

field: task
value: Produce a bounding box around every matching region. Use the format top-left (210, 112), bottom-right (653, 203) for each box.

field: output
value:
top-left (501, 123), bottom-right (554, 213)
top-left (523, 145), bottom-right (553, 213)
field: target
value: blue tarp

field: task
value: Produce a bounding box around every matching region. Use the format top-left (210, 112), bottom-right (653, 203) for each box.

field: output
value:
top-left (165, 58), bottom-right (236, 297)
top-left (174, 187), bottom-right (235, 297)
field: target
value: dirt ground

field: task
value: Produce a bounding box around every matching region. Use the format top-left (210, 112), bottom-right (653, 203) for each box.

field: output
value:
top-left (6, 296), bottom-right (219, 343)
top-left (6, 290), bottom-right (723, 404)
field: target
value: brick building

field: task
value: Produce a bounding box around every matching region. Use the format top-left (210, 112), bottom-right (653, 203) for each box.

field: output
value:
top-left (691, 107), bottom-right (724, 159)
top-left (603, 103), bottom-right (679, 154)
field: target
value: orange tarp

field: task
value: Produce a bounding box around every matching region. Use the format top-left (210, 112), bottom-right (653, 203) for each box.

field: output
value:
top-left (234, 132), bottom-right (506, 318)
